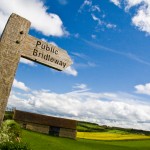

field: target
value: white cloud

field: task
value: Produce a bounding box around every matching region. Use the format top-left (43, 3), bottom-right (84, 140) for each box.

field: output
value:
top-left (84, 0), bottom-right (92, 6)
top-left (132, 4), bottom-right (150, 35)
top-left (41, 38), bottom-right (58, 47)
top-left (73, 83), bottom-right (89, 91)
top-left (81, 0), bottom-right (92, 8)
top-left (72, 52), bottom-right (88, 59)
top-left (78, 0), bottom-right (90, 13)
top-left (8, 88), bottom-right (150, 131)
top-left (20, 58), bottom-right (36, 66)
top-left (0, 0), bottom-right (68, 36)
top-left (74, 62), bottom-right (97, 69)
top-left (125, 0), bottom-right (144, 10)
top-left (91, 5), bottom-right (101, 12)
top-left (63, 66), bottom-right (78, 76)
top-left (106, 23), bottom-right (117, 29)
top-left (79, 1), bottom-right (116, 30)
top-left (135, 83), bottom-right (150, 95)
top-left (91, 14), bottom-right (102, 25)
top-left (78, 0), bottom-right (100, 13)
top-left (110, 0), bottom-right (121, 7)
top-left (49, 42), bottom-right (58, 47)
top-left (91, 14), bottom-right (117, 29)
top-left (13, 79), bottom-right (30, 92)
top-left (110, 0), bottom-right (150, 35)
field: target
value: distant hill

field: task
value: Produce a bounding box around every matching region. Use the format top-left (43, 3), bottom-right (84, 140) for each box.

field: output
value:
top-left (77, 121), bottom-right (150, 135)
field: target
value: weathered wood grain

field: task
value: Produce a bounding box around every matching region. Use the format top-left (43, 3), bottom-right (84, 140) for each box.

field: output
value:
top-left (0, 13), bottom-right (31, 125)
top-left (21, 35), bottom-right (72, 71)
top-left (0, 13), bottom-right (73, 126)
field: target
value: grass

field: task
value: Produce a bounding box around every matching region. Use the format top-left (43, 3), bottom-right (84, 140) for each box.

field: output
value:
top-left (22, 129), bottom-right (150, 150)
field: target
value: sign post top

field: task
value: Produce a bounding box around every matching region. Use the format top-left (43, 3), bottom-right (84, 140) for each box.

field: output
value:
top-left (1, 13), bottom-right (73, 71)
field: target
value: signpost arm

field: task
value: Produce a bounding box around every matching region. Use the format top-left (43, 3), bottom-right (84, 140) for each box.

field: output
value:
top-left (0, 14), bottom-right (31, 125)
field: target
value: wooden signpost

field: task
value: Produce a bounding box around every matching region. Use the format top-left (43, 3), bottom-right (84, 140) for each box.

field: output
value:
top-left (0, 13), bottom-right (72, 125)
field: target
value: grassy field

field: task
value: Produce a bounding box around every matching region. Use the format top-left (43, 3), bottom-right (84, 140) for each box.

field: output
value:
top-left (22, 129), bottom-right (150, 150)
top-left (4, 112), bottom-right (150, 149)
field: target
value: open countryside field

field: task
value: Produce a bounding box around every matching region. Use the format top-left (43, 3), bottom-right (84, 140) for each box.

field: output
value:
top-left (22, 130), bottom-right (150, 150)
top-left (4, 113), bottom-right (150, 149)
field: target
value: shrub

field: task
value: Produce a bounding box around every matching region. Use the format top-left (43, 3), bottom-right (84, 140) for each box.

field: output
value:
top-left (5, 120), bottom-right (22, 138)
top-left (0, 120), bottom-right (21, 143)
top-left (0, 142), bottom-right (31, 150)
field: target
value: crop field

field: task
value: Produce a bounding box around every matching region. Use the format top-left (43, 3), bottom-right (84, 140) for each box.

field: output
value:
top-left (77, 132), bottom-right (150, 140)
top-left (22, 129), bottom-right (150, 150)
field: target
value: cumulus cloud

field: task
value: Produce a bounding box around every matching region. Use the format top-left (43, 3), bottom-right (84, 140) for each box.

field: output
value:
top-left (132, 4), bottom-right (150, 35)
top-left (110, 0), bottom-right (150, 35)
top-left (125, 0), bottom-right (150, 35)
top-left (13, 79), bottom-right (30, 92)
top-left (125, 0), bottom-right (144, 10)
top-left (20, 58), bottom-right (36, 66)
top-left (8, 88), bottom-right (150, 131)
top-left (63, 66), bottom-right (78, 76)
top-left (0, 0), bottom-right (68, 36)
top-left (135, 83), bottom-right (150, 95)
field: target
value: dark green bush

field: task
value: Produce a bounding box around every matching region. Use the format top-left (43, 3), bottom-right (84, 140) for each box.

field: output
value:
top-left (0, 142), bottom-right (31, 150)
top-left (4, 114), bottom-right (13, 120)
top-left (4, 111), bottom-right (13, 120)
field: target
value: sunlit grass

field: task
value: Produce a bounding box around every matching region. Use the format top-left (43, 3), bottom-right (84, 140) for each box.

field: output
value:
top-left (22, 129), bottom-right (150, 150)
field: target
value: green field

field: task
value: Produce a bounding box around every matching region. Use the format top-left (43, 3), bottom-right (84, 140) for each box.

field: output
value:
top-left (22, 130), bottom-right (150, 150)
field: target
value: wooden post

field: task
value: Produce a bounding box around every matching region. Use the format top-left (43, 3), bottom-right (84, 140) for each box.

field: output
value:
top-left (0, 13), bottom-right (72, 126)
top-left (0, 14), bottom-right (31, 125)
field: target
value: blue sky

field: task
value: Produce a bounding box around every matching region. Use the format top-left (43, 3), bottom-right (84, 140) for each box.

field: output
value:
top-left (1, 0), bottom-right (150, 130)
